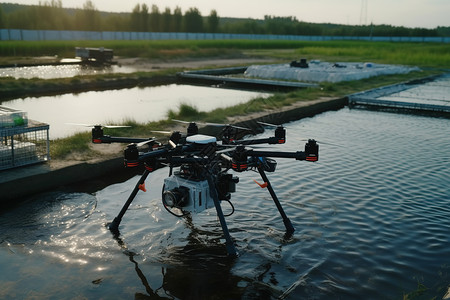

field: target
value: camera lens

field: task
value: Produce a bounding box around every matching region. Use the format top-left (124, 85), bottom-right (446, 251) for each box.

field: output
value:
top-left (163, 191), bottom-right (177, 207)
top-left (162, 187), bottom-right (189, 208)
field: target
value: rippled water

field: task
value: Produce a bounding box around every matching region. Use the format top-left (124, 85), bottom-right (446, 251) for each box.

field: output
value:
top-left (1, 108), bottom-right (449, 299)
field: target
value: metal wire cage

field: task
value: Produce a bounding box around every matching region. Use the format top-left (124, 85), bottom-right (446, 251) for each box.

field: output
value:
top-left (0, 120), bottom-right (50, 170)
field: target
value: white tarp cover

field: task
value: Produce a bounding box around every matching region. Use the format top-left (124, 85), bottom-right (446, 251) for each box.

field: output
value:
top-left (244, 62), bottom-right (420, 83)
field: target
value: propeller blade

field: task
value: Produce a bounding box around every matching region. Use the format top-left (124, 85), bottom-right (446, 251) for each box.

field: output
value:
top-left (65, 123), bottom-right (131, 128)
top-left (216, 147), bottom-right (236, 154)
top-left (257, 121), bottom-right (283, 128)
top-left (172, 119), bottom-right (192, 124)
top-left (103, 125), bottom-right (131, 128)
top-left (301, 139), bottom-right (342, 147)
top-left (65, 122), bottom-right (93, 127)
top-left (135, 139), bottom-right (156, 147)
top-left (151, 130), bottom-right (173, 134)
top-left (204, 122), bottom-right (251, 131)
top-left (173, 119), bottom-right (250, 131)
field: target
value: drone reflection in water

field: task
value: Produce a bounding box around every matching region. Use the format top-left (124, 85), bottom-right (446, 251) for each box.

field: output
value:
top-left (0, 108), bottom-right (449, 299)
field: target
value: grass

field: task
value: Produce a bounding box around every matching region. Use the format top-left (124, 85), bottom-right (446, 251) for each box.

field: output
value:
top-left (51, 132), bottom-right (96, 159)
top-left (1, 40), bottom-right (449, 67)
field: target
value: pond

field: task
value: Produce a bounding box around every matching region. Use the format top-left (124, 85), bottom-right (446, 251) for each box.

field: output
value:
top-left (2, 84), bottom-right (271, 139)
top-left (1, 107), bottom-right (449, 299)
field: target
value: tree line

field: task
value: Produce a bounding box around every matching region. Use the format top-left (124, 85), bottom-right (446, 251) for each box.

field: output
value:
top-left (0, 1), bottom-right (449, 37)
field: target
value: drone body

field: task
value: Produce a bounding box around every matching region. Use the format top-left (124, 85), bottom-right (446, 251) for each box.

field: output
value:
top-left (91, 121), bottom-right (318, 256)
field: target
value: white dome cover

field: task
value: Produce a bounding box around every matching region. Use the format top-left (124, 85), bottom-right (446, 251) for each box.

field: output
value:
top-left (186, 134), bottom-right (217, 144)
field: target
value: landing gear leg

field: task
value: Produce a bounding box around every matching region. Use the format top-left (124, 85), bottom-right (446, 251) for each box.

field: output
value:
top-left (257, 165), bottom-right (295, 234)
top-left (207, 175), bottom-right (238, 257)
top-left (108, 169), bottom-right (151, 234)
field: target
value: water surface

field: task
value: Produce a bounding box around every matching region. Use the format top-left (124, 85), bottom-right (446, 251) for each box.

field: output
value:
top-left (3, 84), bottom-right (270, 139)
top-left (0, 108), bottom-right (449, 299)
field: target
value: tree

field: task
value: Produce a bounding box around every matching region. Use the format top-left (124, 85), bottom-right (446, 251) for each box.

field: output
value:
top-left (184, 7), bottom-right (203, 33)
top-left (161, 7), bottom-right (172, 32)
top-left (130, 4), bottom-right (141, 31)
top-left (103, 13), bottom-right (128, 31)
top-left (149, 4), bottom-right (160, 32)
top-left (208, 9), bottom-right (219, 33)
top-left (140, 3), bottom-right (149, 31)
top-left (0, 6), bottom-right (4, 28)
top-left (173, 6), bottom-right (183, 32)
top-left (75, 0), bottom-right (101, 31)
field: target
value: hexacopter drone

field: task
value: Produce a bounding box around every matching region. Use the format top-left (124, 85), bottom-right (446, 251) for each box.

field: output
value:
top-left (90, 120), bottom-right (319, 256)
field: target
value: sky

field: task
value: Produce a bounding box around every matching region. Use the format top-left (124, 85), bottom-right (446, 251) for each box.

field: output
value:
top-left (5, 0), bottom-right (450, 29)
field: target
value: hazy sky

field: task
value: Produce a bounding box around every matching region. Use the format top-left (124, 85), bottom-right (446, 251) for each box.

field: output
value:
top-left (6, 0), bottom-right (450, 29)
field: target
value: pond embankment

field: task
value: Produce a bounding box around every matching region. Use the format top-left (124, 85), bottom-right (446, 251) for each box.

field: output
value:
top-left (0, 74), bottom-right (179, 101)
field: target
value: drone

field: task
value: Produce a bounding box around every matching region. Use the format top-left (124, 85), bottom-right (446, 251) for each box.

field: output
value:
top-left (89, 120), bottom-right (319, 256)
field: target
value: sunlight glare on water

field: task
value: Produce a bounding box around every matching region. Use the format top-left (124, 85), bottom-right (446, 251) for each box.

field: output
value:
top-left (0, 64), bottom-right (139, 79)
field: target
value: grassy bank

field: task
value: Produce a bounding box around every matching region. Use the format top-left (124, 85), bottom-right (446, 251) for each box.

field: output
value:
top-left (1, 40), bottom-right (449, 68)
top-left (0, 69), bottom-right (180, 100)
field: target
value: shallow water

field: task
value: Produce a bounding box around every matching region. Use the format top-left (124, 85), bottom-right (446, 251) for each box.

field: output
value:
top-left (3, 84), bottom-right (270, 139)
top-left (0, 108), bottom-right (449, 299)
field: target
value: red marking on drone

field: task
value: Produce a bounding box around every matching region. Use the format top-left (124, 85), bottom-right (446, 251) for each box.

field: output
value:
top-left (138, 183), bottom-right (147, 192)
top-left (253, 179), bottom-right (268, 188)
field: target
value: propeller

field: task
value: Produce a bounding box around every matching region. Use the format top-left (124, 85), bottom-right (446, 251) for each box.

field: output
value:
top-left (257, 121), bottom-right (283, 128)
top-left (205, 122), bottom-right (251, 131)
top-left (150, 130), bottom-right (173, 134)
top-left (257, 122), bottom-right (339, 147)
top-left (216, 147), bottom-right (237, 154)
top-left (172, 119), bottom-right (251, 131)
top-left (66, 123), bottom-right (131, 129)
top-left (133, 140), bottom-right (157, 150)
top-left (301, 138), bottom-right (342, 147)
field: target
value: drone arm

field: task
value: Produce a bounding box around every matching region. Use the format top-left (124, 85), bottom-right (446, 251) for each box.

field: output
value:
top-left (232, 136), bottom-right (284, 146)
top-left (247, 150), bottom-right (307, 160)
top-left (247, 139), bottom-right (319, 162)
top-left (93, 135), bottom-right (155, 144)
top-left (138, 148), bottom-right (169, 161)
